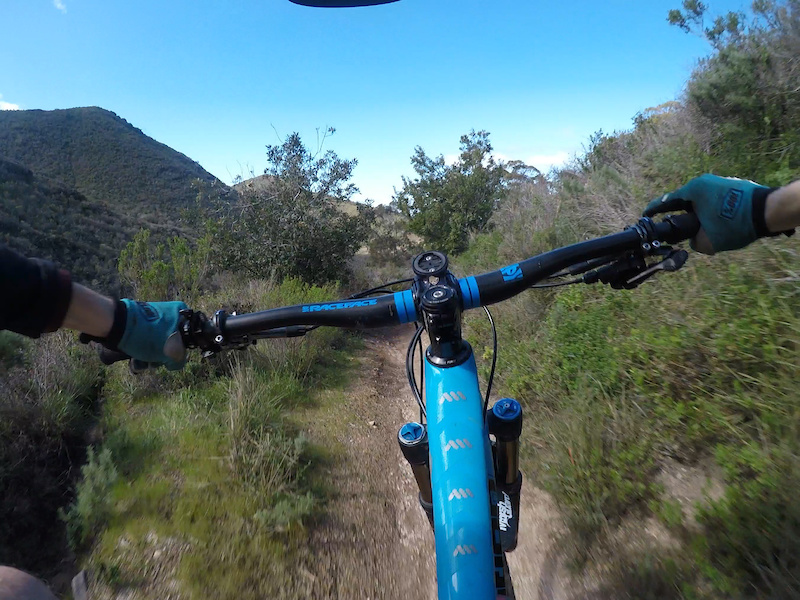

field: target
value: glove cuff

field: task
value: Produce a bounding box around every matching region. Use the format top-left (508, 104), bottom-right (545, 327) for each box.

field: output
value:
top-left (752, 187), bottom-right (779, 237)
top-left (78, 299), bottom-right (127, 349)
top-left (106, 300), bottom-right (128, 348)
top-left (752, 186), bottom-right (795, 239)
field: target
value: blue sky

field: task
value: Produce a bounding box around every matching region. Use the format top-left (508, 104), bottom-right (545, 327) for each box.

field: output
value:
top-left (1, 0), bottom-right (747, 204)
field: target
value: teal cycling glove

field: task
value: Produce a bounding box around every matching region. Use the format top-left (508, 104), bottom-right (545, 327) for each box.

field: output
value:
top-left (643, 174), bottom-right (788, 253)
top-left (82, 299), bottom-right (188, 370)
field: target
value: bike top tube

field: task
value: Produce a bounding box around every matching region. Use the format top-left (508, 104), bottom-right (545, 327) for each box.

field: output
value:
top-left (220, 214), bottom-right (699, 339)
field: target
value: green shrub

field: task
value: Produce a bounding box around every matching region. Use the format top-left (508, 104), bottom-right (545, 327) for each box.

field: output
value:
top-left (0, 330), bottom-right (27, 368)
top-left (537, 385), bottom-right (659, 557)
top-left (695, 443), bottom-right (800, 597)
top-left (227, 364), bottom-right (308, 492)
top-left (59, 446), bottom-right (119, 550)
top-left (394, 130), bottom-right (505, 255)
top-left (118, 228), bottom-right (212, 302)
top-left (254, 492), bottom-right (316, 532)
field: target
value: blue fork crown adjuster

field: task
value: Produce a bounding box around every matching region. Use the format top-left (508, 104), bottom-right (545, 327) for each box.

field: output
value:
top-left (393, 290), bottom-right (417, 324)
top-left (458, 277), bottom-right (481, 310)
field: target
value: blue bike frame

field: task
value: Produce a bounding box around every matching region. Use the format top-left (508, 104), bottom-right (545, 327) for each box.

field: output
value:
top-left (426, 348), bottom-right (503, 600)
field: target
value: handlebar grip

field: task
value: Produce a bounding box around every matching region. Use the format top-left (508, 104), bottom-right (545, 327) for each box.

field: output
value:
top-left (98, 347), bottom-right (131, 366)
top-left (658, 213), bottom-right (701, 244)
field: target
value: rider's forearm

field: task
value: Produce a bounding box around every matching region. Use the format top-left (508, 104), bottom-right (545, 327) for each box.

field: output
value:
top-left (60, 283), bottom-right (115, 337)
top-left (765, 180), bottom-right (800, 232)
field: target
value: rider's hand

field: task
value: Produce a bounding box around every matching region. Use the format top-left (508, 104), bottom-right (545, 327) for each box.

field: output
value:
top-left (643, 174), bottom-right (787, 254)
top-left (82, 299), bottom-right (188, 370)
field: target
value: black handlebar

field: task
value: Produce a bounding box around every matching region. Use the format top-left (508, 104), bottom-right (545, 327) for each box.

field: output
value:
top-left (95, 213), bottom-right (700, 363)
top-left (658, 213), bottom-right (701, 244)
top-left (467, 214), bottom-right (700, 307)
top-left (201, 214), bottom-right (698, 346)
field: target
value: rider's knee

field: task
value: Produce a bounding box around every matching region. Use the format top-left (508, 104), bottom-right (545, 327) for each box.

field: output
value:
top-left (0, 567), bottom-right (58, 600)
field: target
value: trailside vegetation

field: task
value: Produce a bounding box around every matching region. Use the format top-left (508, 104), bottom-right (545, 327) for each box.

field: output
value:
top-left (0, 128), bottom-right (372, 597)
top-left (455, 1), bottom-right (800, 597)
top-left (79, 276), bottom-right (351, 600)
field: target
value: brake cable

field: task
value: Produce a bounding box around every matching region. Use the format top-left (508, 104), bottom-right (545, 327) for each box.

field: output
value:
top-left (406, 324), bottom-right (427, 420)
top-left (482, 305), bottom-right (498, 416)
top-left (529, 278), bottom-right (584, 289)
top-left (348, 278), bottom-right (414, 299)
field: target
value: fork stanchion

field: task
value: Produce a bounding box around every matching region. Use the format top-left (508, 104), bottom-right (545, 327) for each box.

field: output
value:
top-left (398, 422), bottom-right (434, 528)
top-left (488, 398), bottom-right (523, 552)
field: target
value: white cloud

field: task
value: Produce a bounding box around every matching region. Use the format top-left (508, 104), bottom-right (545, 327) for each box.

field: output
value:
top-left (0, 94), bottom-right (20, 111)
top-left (425, 149), bottom-right (572, 176)
top-left (523, 151), bottom-right (571, 173)
top-left (53, 0), bottom-right (67, 13)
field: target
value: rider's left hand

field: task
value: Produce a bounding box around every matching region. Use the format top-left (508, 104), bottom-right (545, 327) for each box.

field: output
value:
top-left (82, 299), bottom-right (188, 370)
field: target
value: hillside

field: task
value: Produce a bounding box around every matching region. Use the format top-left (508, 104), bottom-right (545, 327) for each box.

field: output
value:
top-left (0, 107), bottom-right (231, 225)
top-left (0, 157), bottom-right (176, 290)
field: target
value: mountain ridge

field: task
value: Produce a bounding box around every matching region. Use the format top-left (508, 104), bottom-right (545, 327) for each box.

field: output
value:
top-left (0, 107), bottom-right (233, 291)
top-left (0, 107), bottom-right (231, 225)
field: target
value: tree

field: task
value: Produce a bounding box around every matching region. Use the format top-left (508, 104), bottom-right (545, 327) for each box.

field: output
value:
top-left (669, 0), bottom-right (800, 182)
top-left (393, 130), bottom-right (505, 256)
top-left (668, 0), bottom-right (746, 49)
top-left (214, 130), bottom-right (375, 285)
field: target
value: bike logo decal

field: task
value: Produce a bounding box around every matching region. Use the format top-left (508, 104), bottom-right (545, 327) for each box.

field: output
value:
top-left (453, 544), bottom-right (478, 557)
top-left (501, 264), bottom-right (522, 281)
top-left (498, 491), bottom-right (513, 532)
top-left (448, 488), bottom-right (474, 500)
top-left (440, 390), bottom-right (467, 404)
top-left (720, 188), bottom-right (743, 220)
top-left (302, 298), bottom-right (378, 312)
top-left (444, 439), bottom-right (473, 451)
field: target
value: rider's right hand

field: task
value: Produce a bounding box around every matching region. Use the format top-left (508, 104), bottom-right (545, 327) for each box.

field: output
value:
top-left (643, 174), bottom-right (781, 254)
top-left (82, 299), bottom-right (188, 370)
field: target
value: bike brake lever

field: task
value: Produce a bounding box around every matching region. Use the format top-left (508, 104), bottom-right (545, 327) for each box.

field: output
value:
top-left (624, 249), bottom-right (689, 287)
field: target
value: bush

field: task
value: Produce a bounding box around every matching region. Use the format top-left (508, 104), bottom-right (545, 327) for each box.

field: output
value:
top-left (211, 131), bottom-right (375, 285)
top-left (59, 446), bottom-right (119, 550)
top-left (672, 0), bottom-right (800, 182)
top-left (695, 443), bottom-right (800, 596)
top-left (0, 331), bottom-right (104, 572)
top-left (0, 330), bottom-right (27, 369)
top-left (118, 228), bottom-right (212, 302)
top-left (226, 363), bottom-right (307, 493)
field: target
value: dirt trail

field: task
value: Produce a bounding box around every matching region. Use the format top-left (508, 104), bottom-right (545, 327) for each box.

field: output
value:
top-left (297, 328), bottom-right (580, 600)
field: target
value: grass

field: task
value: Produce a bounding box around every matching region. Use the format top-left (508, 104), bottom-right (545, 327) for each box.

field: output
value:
top-left (0, 330), bottom-right (28, 369)
top-left (0, 331), bottom-right (103, 577)
top-left (77, 277), bottom-right (360, 599)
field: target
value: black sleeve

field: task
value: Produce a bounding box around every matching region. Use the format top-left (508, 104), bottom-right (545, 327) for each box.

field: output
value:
top-left (0, 245), bottom-right (73, 338)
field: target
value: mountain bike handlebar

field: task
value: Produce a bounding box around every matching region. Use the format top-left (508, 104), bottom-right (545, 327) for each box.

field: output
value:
top-left (94, 213), bottom-right (698, 363)
top-left (181, 213), bottom-right (698, 350)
